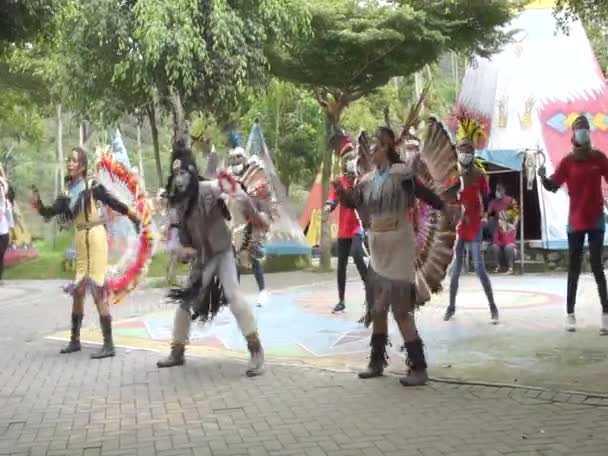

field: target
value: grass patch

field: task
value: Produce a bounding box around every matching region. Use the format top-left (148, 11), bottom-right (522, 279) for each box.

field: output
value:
top-left (4, 232), bottom-right (188, 281)
top-left (5, 232), bottom-right (310, 280)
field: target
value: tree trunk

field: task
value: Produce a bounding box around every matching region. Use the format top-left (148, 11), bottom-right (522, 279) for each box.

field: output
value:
top-left (171, 90), bottom-right (186, 143)
top-left (54, 103), bottom-right (64, 249)
top-left (319, 113), bottom-right (339, 270)
top-left (146, 105), bottom-right (163, 187)
top-left (136, 123), bottom-right (145, 192)
top-left (57, 104), bottom-right (64, 186)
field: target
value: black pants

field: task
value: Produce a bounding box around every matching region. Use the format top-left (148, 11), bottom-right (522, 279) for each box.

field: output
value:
top-left (0, 233), bottom-right (9, 280)
top-left (567, 230), bottom-right (608, 314)
top-left (337, 234), bottom-right (367, 301)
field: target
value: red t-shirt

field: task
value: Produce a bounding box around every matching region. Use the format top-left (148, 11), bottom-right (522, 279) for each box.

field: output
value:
top-left (457, 174), bottom-right (489, 241)
top-left (552, 151), bottom-right (608, 232)
top-left (328, 176), bottom-right (361, 239)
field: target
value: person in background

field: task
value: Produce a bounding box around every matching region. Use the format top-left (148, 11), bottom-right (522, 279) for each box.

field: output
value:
top-left (488, 182), bottom-right (519, 274)
top-left (325, 134), bottom-right (367, 315)
top-left (539, 114), bottom-right (608, 335)
top-left (444, 140), bottom-right (499, 324)
top-left (0, 177), bottom-right (15, 284)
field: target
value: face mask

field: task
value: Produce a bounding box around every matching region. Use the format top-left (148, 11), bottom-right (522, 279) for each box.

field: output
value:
top-left (574, 128), bottom-right (591, 146)
top-left (459, 153), bottom-right (473, 167)
top-left (230, 164), bottom-right (244, 176)
top-left (496, 190), bottom-right (504, 199)
top-left (345, 160), bottom-right (356, 174)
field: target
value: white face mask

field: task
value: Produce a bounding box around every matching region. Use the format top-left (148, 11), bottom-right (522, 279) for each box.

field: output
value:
top-left (496, 190), bottom-right (505, 199)
top-left (459, 153), bottom-right (473, 166)
top-left (230, 164), bottom-right (244, 176)
top-left (345, 160), bottom-right (356, 174)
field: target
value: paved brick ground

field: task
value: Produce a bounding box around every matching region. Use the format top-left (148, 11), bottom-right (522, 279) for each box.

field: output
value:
top-left (1, 274), bottom-right (608, 455)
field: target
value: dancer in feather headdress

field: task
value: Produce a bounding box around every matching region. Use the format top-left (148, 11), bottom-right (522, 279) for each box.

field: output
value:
top-left (158, 140), bottom-right (267, 376)
top-left (443, 113), bottom-right (499, 323)
top-left (30, 147), bottom-right (143, 359)
top-left (333, 123), bottom-right (459, 386)
top-left (226, 130), bottom-right (274, 307)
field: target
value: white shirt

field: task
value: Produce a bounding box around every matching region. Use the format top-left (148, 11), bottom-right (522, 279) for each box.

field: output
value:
top-left (0, 201), bottom-right (14, 235)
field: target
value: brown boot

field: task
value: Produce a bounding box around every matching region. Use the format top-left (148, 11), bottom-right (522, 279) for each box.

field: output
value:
top-left (60, 313), bottom-right (83, 354)
top-left (90, 315), bottom-right (115, 359)
top-left (358, 334), bottom-right (388, 379)
top-left (157, 342), bottom-right (186, 368)
top-left (245, 332), bottom-right (264, 377)
top-left (399, 338), bottom-right (428, 386)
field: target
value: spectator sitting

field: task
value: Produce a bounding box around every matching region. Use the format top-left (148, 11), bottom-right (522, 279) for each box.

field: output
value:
top-left (488, 183), bottom-right (519, 274)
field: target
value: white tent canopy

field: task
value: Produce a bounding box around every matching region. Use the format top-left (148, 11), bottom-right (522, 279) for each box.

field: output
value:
top-left (452, 2), bottom-right (608, 249)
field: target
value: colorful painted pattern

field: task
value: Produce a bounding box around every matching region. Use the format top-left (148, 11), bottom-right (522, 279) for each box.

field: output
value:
top-left (546, 112), bottom-right (608, 133)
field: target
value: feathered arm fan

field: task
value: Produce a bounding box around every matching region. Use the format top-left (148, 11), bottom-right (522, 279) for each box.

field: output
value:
top-left (412, 118), bottom-right (461, 305)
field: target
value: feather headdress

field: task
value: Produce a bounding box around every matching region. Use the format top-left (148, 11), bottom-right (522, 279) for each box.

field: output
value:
top-left (453, 109), bottom-right (488, 150)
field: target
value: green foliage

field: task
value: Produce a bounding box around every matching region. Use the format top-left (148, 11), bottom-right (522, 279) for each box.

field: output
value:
top-left (0, 0), bottom-right (55, 50)
top-left (555, 0), bottom-right (608, 28)
top-left (4, 231), bottom-right (186, 280)
top-left (240, 80), bottom-right (325, 193)
top-left (270, 0), bottom-right (517, 111)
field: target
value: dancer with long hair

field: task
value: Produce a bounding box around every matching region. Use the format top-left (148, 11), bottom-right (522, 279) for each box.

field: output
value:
top-left (158, 141), bottom-right (267, 376)
top-left (31, 147), bottom-right (141, 358)
top-left (333, 126), bottom-right (455, 386)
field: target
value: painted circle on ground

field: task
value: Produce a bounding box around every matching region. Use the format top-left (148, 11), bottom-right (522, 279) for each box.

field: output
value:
top-left (451, 288), bottom-right (560, 310)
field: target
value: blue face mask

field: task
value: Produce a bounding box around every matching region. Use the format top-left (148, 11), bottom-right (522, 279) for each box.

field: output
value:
top-left (574, 128), bottom-right (591, 146)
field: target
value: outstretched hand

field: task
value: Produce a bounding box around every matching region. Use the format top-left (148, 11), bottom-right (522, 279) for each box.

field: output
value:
top-left (537, 166), bottom-right (547, 178)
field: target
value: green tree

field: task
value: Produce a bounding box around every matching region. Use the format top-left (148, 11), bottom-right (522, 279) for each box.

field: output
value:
top-left (555, 0), bottom-right (608, 26)
top-left (269, 0), bottom-right (518, 268)
top-left (240, 80), bottom-right (324, 195)
top-left (0, 0), bottom-right (55, 50)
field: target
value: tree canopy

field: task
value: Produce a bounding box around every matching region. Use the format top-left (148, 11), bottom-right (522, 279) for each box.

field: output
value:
top-left (268, 0), bottom-right (519, 268)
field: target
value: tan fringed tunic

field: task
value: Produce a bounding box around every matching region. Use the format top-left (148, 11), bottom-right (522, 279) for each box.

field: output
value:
top-left (337, 162), bottom-right (418, 319)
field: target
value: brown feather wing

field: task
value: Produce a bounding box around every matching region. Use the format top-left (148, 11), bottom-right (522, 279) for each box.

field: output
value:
top-left (414, 118), bottom-right (461, 305)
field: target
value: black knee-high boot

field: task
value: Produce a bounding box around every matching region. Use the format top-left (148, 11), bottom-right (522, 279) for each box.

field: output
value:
top-left (358, 334), bottom-right (388, 379)
top-left (90, 315), bottom-right (115, 359)
top-left (399, 338), bottom-right (428, 386)
top-left (60, 313), bottom-right (83, 354)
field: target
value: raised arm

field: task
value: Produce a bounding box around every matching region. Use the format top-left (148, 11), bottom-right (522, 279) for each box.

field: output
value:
top-left (92, 184), bottom-right (139, 224)
top-left (33, 192), bottom-right (70, 220)
top-left (332, 178), bottom-right (362, 209)
top-left (540, 158), bottom-right (567, 193)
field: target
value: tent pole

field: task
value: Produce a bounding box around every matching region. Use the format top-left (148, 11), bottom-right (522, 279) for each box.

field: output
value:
top-left (520, 166), bottom-right (525, 275)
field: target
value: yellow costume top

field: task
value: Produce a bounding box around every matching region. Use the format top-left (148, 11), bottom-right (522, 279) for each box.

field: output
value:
top-left (36, 178), bottom-right (133, 288)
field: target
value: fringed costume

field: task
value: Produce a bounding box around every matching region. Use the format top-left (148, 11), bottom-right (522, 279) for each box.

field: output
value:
top-left (159, 143), bottom-right (265, 376)
top-left (335, 120), bottom-right (460, 386)
top-left (226, 137), bottom-right (274, 307)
